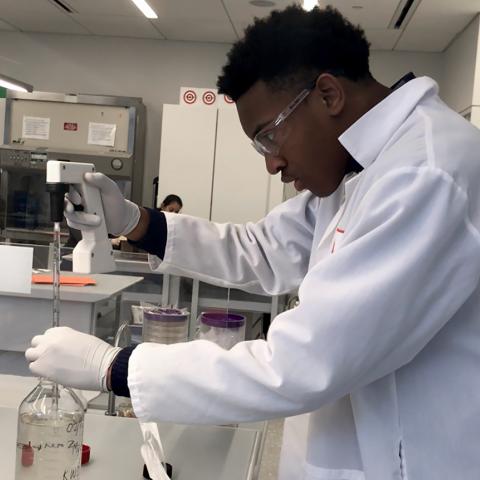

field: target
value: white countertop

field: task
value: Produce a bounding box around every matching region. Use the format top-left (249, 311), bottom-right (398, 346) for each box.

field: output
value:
top-left (0, 375), bottom-right (262, 480)
top-left (0, 273), bottom-right (144, 303)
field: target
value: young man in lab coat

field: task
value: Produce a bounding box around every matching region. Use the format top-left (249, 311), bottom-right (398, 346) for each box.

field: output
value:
top-left (26, 6), bottom-right (480, 479)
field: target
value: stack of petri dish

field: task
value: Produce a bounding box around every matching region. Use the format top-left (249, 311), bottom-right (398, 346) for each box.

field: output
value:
top-left (143, 307), bottom-right (189, 345)
top-left (197, 312), bottom-right (246, 350)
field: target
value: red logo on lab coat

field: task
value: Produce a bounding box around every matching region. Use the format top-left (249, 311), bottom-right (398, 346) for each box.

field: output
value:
top-left (331, 228), bottom-right (345, 254)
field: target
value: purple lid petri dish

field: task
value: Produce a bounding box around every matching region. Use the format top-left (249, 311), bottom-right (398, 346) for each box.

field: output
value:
top-left (144, 308), bottom-right (189, 323)
top-left (200, 312), bottom-right (245, 329)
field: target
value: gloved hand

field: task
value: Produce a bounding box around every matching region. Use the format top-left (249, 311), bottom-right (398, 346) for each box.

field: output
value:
top-left (64, 172), bottom-right (141, 237)
top-left (25, 327), bottom-right (121, 391)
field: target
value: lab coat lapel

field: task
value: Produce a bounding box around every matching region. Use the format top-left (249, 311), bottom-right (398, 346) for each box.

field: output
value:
top-left (315, 172), bottom-right (362, 256)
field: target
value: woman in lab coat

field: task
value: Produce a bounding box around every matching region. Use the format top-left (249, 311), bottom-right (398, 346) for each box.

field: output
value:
top-left (26, 5), bottom-right (480, 479)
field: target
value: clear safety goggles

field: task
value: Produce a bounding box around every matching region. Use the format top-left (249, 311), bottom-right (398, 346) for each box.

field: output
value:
top-left (251, 85), bottom-right (314, 157)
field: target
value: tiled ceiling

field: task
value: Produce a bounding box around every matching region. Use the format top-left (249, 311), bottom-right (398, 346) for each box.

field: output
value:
top-left (0, 0), bottom-right (479, 52)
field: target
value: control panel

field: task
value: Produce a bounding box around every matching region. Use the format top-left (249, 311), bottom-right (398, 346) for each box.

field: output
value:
top-left (0, 148), bottom-right (132, 177)
top-left (0, 149), bottom-right (48, 170)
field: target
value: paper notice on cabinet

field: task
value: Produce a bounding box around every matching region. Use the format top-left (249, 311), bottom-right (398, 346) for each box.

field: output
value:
top-left (0, 245), bottom-right (33, 294)
top-left (87, 122), bottom-right (116, 147)
top-left (22, 116), bottom-right (50, 140)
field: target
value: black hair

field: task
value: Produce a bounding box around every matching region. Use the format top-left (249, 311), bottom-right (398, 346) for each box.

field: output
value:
top-left (161, 194), bottom-right (183, 208)
top-left (217, 5), bottom-right (371, 101)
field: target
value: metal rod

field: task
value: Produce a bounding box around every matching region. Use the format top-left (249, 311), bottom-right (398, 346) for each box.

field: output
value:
top-left (52, 221), bottom-right (62, 412)
top-left (52, 222), bottom-right (61, 328)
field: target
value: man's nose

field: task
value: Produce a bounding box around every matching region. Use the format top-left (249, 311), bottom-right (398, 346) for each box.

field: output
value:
top-left (265, 154), bottom-right (286, 175)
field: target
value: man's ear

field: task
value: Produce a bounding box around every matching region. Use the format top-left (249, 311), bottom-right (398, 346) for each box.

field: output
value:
top-left (313, 73), bottom-right (345, 116)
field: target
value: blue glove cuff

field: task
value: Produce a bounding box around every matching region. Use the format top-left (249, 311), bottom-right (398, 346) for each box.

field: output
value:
top-left (111, 345), bottom-right (137, 398)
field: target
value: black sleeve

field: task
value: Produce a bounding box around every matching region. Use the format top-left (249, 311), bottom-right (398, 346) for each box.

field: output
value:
top-left (110, 345), bottom-right (137, 398)
top-left (128, 208), bottom-right (168, 259)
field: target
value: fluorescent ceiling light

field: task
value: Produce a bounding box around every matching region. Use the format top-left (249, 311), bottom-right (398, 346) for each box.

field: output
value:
top-left (0, 73), bottom-right (33, 93)
top-left (130, 0), bottom-right (158, 19)
top-left (303, 0), bottom-right (318, 10)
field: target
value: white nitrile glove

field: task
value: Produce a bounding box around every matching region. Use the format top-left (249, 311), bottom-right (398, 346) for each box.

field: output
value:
top-left (64, 172), bottom-right (141, 237)
top-left (25, 327), bottom-right (121, 392)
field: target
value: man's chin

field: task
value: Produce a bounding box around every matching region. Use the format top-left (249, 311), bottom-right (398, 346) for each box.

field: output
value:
top-left (294, 179), bottom-right (305, 191)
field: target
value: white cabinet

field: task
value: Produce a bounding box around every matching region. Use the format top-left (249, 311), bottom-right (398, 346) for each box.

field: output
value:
top-left (158, 105), bottom-right (217, 219)
top-left (158, 105), bottom-right (283, 222)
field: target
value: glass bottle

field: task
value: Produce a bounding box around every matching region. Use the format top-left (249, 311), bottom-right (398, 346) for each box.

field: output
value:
top-left (15, 379), bottom-right (85, 480)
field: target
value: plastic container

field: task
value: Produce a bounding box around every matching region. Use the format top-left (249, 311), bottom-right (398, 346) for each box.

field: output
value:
top-left (15, 379), bottom-right (85, 480)
top-left (197, 312), bottom-right (246, 350)
top-left (143, 308), bottom-right (189, 345)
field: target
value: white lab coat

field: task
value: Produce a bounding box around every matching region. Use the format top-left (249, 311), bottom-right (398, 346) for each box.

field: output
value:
top-left (128, 77), bottom-right (480, 479)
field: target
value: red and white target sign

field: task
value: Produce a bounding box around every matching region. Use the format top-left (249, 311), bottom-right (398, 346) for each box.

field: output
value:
top-left (179, 87), bottom-right (235, 108)
top-left (182, 89), bottom-right (197, 104)
top-left (180, 87), bottom-right (218, 107)
top-left (202, 90), bottom-right (217, 105)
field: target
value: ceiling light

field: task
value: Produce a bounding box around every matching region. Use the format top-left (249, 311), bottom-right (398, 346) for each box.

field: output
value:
top-left (250, 0), bottom-right (276, 6)
top-left (130, 0), bottom-right (158, 19)
top-left (303, 0), bottom-right (318, 11)
top-left (0, 73), bottom-right (33, 93)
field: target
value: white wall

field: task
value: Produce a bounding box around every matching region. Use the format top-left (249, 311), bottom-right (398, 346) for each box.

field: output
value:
top-left (441, 16), bottom-right (480, 113)
top-left (370, 50), bottom-right (443, 88)
top-left (0, 32), bottom-right (230, 205)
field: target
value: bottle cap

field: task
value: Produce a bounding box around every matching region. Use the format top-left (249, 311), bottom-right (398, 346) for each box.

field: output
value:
top-left (200, 312), bottom-right (245, 328)
top-left (143, 462), bottom-right (173, 479)
top-left (82, 444), bottom-right (91, 465)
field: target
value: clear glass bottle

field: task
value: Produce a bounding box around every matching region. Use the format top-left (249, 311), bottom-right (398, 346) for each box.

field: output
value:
top-left (15, 379), bottom-right (85, 480)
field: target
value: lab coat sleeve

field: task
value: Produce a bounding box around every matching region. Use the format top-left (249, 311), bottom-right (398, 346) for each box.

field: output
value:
top-left (129, 166), bottom-right (480, 424)
top-left (148, 191), bottom-right (319, 295)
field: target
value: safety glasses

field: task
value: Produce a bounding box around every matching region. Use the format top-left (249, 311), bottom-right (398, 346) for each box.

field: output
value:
top-left (251, 84), bottom-right (314, 157)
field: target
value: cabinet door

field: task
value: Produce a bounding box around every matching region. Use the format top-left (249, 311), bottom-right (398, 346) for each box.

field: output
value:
top-left (158, 105), bottom-right (217, 219)
top-left (211, 108), bottom-right (272, 224)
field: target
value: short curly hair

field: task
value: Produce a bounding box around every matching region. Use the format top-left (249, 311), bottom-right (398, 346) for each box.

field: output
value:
top-left (217, 5), bottom-right (371, 101)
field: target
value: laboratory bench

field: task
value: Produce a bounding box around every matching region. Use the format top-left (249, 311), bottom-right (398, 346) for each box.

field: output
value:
top-left (0, 272), bottom-right (143, 352)
top-left (0, 375), bottom-right (267, 480)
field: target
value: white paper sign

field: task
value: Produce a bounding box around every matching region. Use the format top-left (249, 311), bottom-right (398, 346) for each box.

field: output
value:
top-left (87, 122), bottom-right (116, 147)
top-left (0, 245), bottom-right (33, 294)
top-left (22, 116), bottom-right (50, 140)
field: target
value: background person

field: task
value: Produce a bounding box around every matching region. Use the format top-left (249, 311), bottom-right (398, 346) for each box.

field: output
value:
top-left (158, 194), bottom-right (182, 214)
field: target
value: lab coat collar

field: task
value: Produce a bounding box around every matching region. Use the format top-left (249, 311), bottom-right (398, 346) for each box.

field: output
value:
top-left (338, 76), bottom-right (439, 169)
top-left (344, 171), bottom-right (361, 200)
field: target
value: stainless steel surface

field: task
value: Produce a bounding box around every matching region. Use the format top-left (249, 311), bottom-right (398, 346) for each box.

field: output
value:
top-left (6, 90), bottom-right (144, 107)
top-left (0, 91), bottom-right (146, 241)
top-left (2, 89), bottom-right (146, 206)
